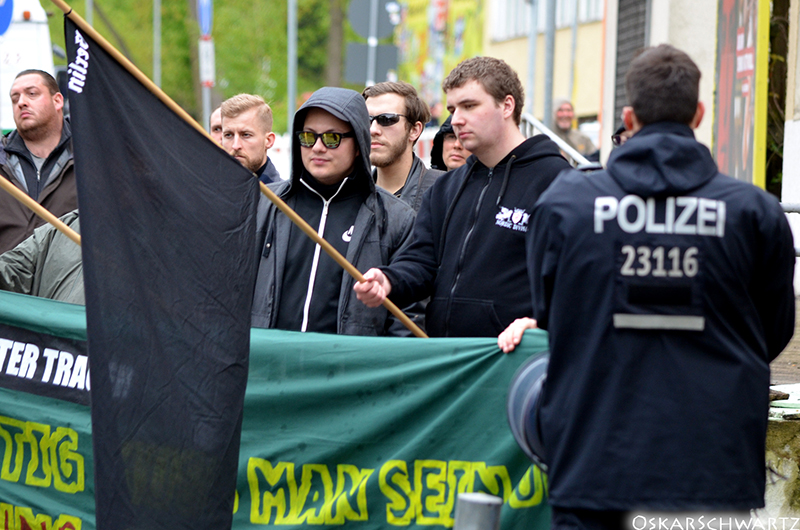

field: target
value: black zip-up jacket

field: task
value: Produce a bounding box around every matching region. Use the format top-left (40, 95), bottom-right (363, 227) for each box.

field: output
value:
top-left (530, 122), bottom-right (795, 510)
top-left (371, 154), bottom-right (442, 213)
top-left (251, 87), bottom-right (418, 336)
top-left (257, 157), bottom-right (281, 184)
top-left (383, 135), bottom-right (570, 337)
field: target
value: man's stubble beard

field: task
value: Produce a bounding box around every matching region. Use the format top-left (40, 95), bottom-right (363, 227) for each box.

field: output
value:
top-left (17, 112), bottom-right (60, 144)
top-left (370, 129), bottom-right (411, 169)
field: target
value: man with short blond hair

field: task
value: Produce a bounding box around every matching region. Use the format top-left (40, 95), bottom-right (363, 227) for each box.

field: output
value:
top-left (221, 93), bottom-right (280, 183)
top-left (0, 69), bottom-right (77, 254)
top-left (362, 81), bottom-right (442, 212)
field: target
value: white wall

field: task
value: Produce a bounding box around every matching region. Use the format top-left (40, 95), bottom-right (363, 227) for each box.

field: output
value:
top-left (602, 0), bottom-right (717, 161)
top-left (599, 0), bottom-right (618, 163)
top-left (783, 0), bottom-right (800, 293)
top-left (647, 0), bottom-right (716, 148)
top-left (270, 134), bottom-right (292, 181)
top-left (783, 0), bottom-right (800, 204)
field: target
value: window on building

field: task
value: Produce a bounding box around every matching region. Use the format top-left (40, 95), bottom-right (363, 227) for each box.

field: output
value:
top-left (492, 0), bottom-right (604, 42)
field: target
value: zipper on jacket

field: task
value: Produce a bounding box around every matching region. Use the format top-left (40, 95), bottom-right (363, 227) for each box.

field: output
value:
top-left (445, 167), bottom-right (494, 336)
top-left (267, 210), bottom-right (279, 327)
top-left (299, 178), bottom-right (349, 332)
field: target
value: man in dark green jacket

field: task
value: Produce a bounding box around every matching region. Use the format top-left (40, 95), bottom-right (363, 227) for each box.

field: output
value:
top-left (0, 210), bottom-right (83, 304)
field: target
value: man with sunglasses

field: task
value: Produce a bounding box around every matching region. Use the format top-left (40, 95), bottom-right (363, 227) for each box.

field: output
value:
top-left (362, 82), bottom-right (443, 212)
top-left (251, 87), bottom-right (418, 336)
top-left (354, 57), bottom-right (570, 337)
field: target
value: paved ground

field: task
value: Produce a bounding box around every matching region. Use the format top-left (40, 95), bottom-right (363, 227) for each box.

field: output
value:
top-left (770, 298), bottom-right (800, 385)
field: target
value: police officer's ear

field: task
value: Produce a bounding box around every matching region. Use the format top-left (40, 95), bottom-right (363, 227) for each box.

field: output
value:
top-left (690, 102), bottom-right (705, 130)
top-left (622, 106), bottom-right (639, 134)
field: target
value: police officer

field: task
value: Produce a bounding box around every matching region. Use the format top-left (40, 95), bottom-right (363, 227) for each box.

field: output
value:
top-left (499, 44), bottom-right (795, 528)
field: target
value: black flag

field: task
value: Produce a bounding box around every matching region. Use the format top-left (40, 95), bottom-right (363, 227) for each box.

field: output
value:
top-left (64, 17), bottom-right (258, 529)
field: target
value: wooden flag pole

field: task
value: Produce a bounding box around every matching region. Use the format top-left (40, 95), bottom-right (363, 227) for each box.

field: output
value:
top-left (0, 177), bottom-right (81, 246)
top-left (52, 0), bottom-right (428, 338)
top-left (258, 183), bottom-right (427, 338)
top-left (51, 0), bottom-right (207, 137)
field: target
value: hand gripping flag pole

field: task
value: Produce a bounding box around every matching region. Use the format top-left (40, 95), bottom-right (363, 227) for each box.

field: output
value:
top-left (50, 0), bottom-right (428, 338)
top-left (255, 178), bottom-right (429, 338)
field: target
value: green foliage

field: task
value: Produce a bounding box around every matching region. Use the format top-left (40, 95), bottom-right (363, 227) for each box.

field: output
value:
top-left (160, 0), bottom-right (195, 112)
top-left (49, 0), bottom-right (194, 111)
top-left (215, 0), bottom-right (288, 128)
top-left (47, 0), bottom-right (343, 132)
top-left (297, 0), bottom-right (328, 86)
top-left (766, 0), bottom-right (789, 198)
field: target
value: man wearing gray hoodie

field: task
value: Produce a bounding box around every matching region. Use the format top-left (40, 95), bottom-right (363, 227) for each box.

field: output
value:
top-left (250, 87), bottom-right (418, 336)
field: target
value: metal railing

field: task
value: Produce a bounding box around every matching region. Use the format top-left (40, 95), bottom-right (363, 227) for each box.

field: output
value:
top-left (520, 112), bottom-right (597, 169)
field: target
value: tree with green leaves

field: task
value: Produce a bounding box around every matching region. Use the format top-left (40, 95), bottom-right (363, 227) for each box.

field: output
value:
top-left (48, 0), bottom-right (356, 133)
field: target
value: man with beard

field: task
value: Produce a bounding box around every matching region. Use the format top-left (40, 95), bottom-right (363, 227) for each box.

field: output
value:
top-left (0, 70), bottom-right (77, 254)
top-left (221, 94), bottom-right (281, 184)
top-left (362, 82), bottom-right (442, 212)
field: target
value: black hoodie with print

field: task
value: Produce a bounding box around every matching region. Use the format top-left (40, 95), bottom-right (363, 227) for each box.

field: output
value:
top-left (382, 134), bottom-right (570, 337)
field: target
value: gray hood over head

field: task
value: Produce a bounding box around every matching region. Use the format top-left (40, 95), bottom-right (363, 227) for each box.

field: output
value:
top-left (553, 98), bottom-right (571, 119)
top-left (290, 87), bottom-right (374, 193)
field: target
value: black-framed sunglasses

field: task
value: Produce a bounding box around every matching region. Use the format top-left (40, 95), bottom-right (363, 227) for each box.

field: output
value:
top-left (368, 113), bottom-right (407, 127)
top-left (611, 125), bottom-right (628, 147)
top-left (296, 131), bottom-right (355, 149)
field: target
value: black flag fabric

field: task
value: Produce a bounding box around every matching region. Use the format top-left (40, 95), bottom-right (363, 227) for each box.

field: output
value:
top-left (65, 17), bottom-right (259, 529)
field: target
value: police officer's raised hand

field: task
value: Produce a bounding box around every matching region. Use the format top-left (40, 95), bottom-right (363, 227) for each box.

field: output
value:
top-left (354, 268), bottom-right (392, 307)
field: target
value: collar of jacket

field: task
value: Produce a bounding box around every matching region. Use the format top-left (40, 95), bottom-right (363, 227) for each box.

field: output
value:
top-left (3, 118), bottom-right (73, 165)
top-left (284, 165), bottom-right (373, 201)
top-left (606, 121), bottom-right (718, 197)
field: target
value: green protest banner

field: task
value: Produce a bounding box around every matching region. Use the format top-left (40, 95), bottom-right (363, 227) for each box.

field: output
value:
top-left (0, 291), bottom-right (550, 529)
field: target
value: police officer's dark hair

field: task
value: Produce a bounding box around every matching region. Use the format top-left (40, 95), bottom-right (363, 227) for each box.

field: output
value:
top-left (442, 57), bottom-right (525, 126)
top-left (362, 81), bottom-right (431, 131)
top-left (625, 44), bottom-right (701, 126)
top-left (14, 69), bottom-right (60, 96)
